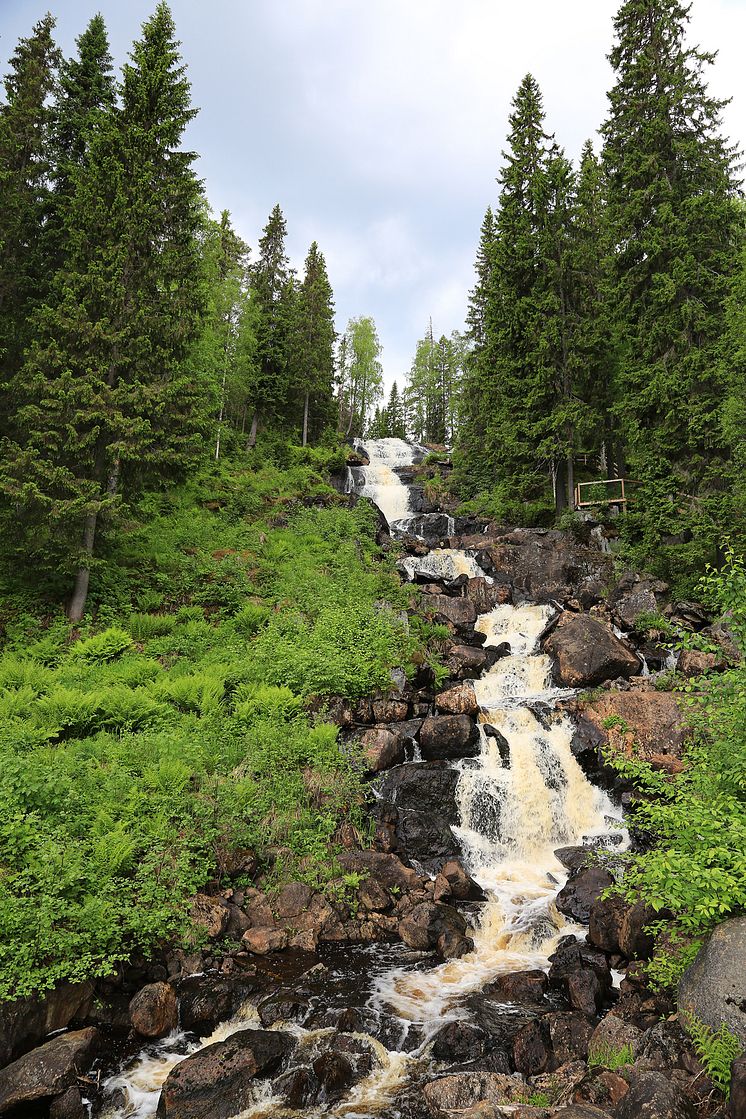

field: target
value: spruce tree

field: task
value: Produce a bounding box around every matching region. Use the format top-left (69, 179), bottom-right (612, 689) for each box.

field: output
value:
top-left (601, 0), bottom-right (741, 567)
top-left (385, 382), bottom-right (406, 439)
top-left (54, 14), bottom-right (115, 199)
top-left (298, 241), bottom-right (336, 445)
top-left (249, 203), bottom-right (295, 442)
top-left (0, 2), bottom-right (206, 619)
top-left (0, 15), bottom-right (60, 410)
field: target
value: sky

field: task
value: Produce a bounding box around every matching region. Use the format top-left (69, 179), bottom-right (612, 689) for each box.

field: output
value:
top-left (1, 0), bottom-right (745, 393)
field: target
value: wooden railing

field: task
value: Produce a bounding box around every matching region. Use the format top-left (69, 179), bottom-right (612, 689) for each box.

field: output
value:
top-left (574, 478), bottom-right (628, 509)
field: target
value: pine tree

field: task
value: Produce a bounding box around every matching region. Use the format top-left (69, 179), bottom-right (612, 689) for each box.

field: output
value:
top-left (0, 2), bottom-right (206, 620)
top-left (385, 381), bottom-right (406, 439)
top-left (297, 241), bottom-right (336, 445)
top-left (249, 203), bottom-right (296, 442)
top-left (0, 15), bottom-right (60, 412)
top-left (601, 0), bottom-right (741, 567)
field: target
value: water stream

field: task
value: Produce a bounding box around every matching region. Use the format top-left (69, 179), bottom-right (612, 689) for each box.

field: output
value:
top-left (98, 439), bottom-right (625, 1119)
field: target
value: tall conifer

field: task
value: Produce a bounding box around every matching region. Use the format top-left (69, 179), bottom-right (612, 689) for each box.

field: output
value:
top-left (298, 242), bottom-right (336, 445)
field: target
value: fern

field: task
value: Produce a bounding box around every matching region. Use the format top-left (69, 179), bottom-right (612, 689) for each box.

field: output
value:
top-left (69, 627), bottom-right (132, 663)
top-left (127, 613), bottom-right (176, 642)
top-left (683, 1011), bottom-right (743, 1098)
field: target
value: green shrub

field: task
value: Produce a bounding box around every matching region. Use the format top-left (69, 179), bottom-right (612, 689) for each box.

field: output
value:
top-left (69, 627), bottom-right (132, 663)
top-left (231, 601), bottom-right (270, 637)
top-left (127, 613), bottom-right (176, 642)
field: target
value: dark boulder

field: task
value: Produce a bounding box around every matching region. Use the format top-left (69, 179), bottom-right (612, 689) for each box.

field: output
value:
top-left (556, 866), bottom-right (615, 924)
top-left (156, 1029), bottom-right (294, 1119)
top-left (0, 1028), bottom-right (98, 1116)
top-left (547, 1012), bottom-right (594, 1064)
top-left (357, 727), bottom-right (405, 773)
top-left (512, 1017), bottom-right (552, 1077)
top-left (177, 976), bottom-right (263, 1036)
top-left (420, 715), bottom-right (480, 760)
top-left (484, 970), bottom-right (548, 1005)
top-left (430, 1021), bottom-right (492, 1064)
top-left (129, 982), bottom-right (178, 1039)
top-left (50, 1086), bottom-right (86, 1119)
top-left (544, 614), bottom-right (641, 687)
top-left (615, 1070), bottom-right (696, 1119)
top-left (428, 595), bottom-right (478, 632)
top-left (440, 859), bottom-right (485, 901)
top-left (376, 763), bottom-right (460, 822)
top-left (398, 902), bottom-right (469, 954)
top-left (446, 645), bottom-right (493, 680)
top-left (548, 939), bottom-right (612, 1016)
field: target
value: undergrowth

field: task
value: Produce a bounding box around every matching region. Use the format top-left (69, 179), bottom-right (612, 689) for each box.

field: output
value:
top-left (0, 442), bottom-right (425, 1000)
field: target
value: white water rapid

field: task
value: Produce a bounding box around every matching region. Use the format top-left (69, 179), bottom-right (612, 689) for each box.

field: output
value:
top-left (96, 439), bottom-right (626, 1119)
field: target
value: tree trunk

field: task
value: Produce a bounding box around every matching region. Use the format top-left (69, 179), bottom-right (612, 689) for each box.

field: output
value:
top-left (554, 458), bottom-right (568, 513)
top-left (68, 459), bottom-right (120, 623)
top-left (302, 390), bottom-right (309, 447)
top-left (247, 410), bottom-right (258, 448)
top-left (566, 450), bottom-right (575, 510)
top-left (215, 368), bottom-right (227, 461)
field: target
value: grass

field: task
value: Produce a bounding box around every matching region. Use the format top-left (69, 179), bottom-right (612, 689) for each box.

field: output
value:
top-left (0, 442), bottom-right (427, 1000)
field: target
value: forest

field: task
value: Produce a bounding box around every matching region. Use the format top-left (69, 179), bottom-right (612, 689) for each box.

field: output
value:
top-left (0, 0), bottom-right (745, 1117)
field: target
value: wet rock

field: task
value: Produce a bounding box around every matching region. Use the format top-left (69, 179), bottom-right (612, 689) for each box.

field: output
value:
top-left (358, 726), bottom-right (406, 772)
top-left (549, 1108), bottom-right (613, 1119)
top-left (485, 970), bottom-right (548, 1005)
top-left (0, 1027), bottom-right (98, 1116)
top-left (554, 846), bottom-right (595, 874)
top-left (358, 877), bottom-right (393, 912)
top-left (614, 1070), bottom-right (696, 1119)
top-left (176, 976), bottom-right (263, 1036)
top-left (555, 866), bottom-right (615, 924)
top-left (548, 940), bottom-right (612, 1016)
top-left (422, 1071), bottom-right (528, 1116)
top-left (513, 1018), bottom-right (552, 1076)
top-left (429, 595), bottom-right (479, 631)
top-left (311, 1052), bottom-right (356, 1103)
top-left (446, 645), bottom-right (494, 680)
top-left (437, 929), bottom-right (474, 959)
top-left (547, 1013), bottom-right (594, 1064)
top-left (129, 982), bottom-right (178, 1038)
top-left (376, 763), bottom-right (460, 821)
top-left (156, 1028), bottom-right (294, 1119)
top-left (398, 902), bottom-right (468, 953)
top-left (678, 916), bottom-right (746, 1045)
top-left (466, 577), bottom-right (513, 613)
top-left (0, 981), bottom-right (94, 1069)
top-left (486, 528), bottom-right (613, 605)
top-left (635, 1020), bottom-right (692, 1071)
top-left (190, 893), bottom-right (229, 939)
top-left (50, 1085), bottom-right (86, 1119)
top-left (436, 682), bottom-right (479, 715)
top-left (441, 859), bottom-right (486, 901)
top-left (420, 715), bottom-right (480, 760)
top-left (241, 928), bottom-right (288, 955)
top-left (729, 1054), bottom-right (746, 1118)
top-left (257, 991), bottom-right (310, 1028)
top-left (274, 1066), bottom-right (318, 1109)
top-left (569, 716), bottom-right (605, 768)
top-left (431, 1021), bottom-right (492, 1063)
top-left (544, 614), bottom-right (640, 687)
top-left (587, 893), bottom-right (629, 954)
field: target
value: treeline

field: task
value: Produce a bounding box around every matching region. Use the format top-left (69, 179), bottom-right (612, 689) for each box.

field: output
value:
top-left (455, 0), bottom-right (746, 582)
top-left (0, 5), bottom-right (345, 620)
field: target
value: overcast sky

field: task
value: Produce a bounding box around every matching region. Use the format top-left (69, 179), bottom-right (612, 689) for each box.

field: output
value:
top-left (2, 0), bottom-right (745, 391)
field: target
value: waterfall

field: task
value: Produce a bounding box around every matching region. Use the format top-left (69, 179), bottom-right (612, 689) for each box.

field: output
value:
top-left (95, 440), bottom-right (627, 1118)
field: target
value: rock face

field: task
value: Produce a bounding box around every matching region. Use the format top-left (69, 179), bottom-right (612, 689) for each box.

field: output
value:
top-left (357, 726), bottom-right (405, 772)
top-left (435, 682), bottom-right (479, 715)
top-left (422, 1071), bottom-right (527, 1116)
top-left (428, 595), bottom-right (478, 632)
top-left (419, 715), bottom-right (480, 760)
top-left (0, 981), bottom-right (94, 1069)
top-left (484, 528), bottom-right (613, 605)
top-left (678, 916), bottom-right (746, 1045)
top-left (156, 1029), bottom-right (293, 1119)
top-left (578, 690), bottom-right (690, 767)
top-left (129, 982), bottom-right (178, 1038)
top-left (615, 1070), bottom-right (696, 1119)
top-left (556, 866), bottom-right (615, 924)
top-left (0, 1027), bottom-right (98, 1116)
top-left (398, 902), bottom-right (471, 957)
top-left (544, 614), bottom-right (641, 687)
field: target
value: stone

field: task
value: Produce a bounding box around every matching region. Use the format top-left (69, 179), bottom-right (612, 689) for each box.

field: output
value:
top-left (241, 928), bottom-right (288, 955)
top-left (729, 1054), bottom-right (746, 1119)
top-left (358, 727), bottom-right (405, 772)
top-left (337, 850), bottom-right (420, 892)
top-left (609, 575), bottom-right (668, 631)
top-left (677, 649), bottom-right (723, 677)
top-left (447, 646), bottom-right (494, 680)
top-left (614, 1070), bottom-right (696, 1119)
top-left (486, 528), bottom-right (613, 605)
top-left (0, 981), bottom-right (95, 1070)
top-left (438, 929), bottom-right (475, 959)
top-left (129, 982), bottom-right (178, 1038)
top-left (549, 941), bottom-right (611, 1016)
top-left (441, 859), bottom-right (486, 901)
top-left (555, 866), bottom-right (615, 924)
top-left (588, 893), bottom-right (630, 954)
top-left (376, 763), bottom-right (460, 822)
top-left (429, 595), bottom-right (479, 630)
top-left (372, 698), bottom-right (410, 722)
top-left (156, 1029), bottom-right (294, 1119)
top-left (618, 901), bottom-right (656, 960)
top-left (422, 1072), bottom-right (528, 1116)
top-left (587, 1014), bottom-right (642, 1063)
top-left (358, 877), bottom-right (392, 912)
top-left (420, 714), bottom-right (480, 760)
top-left (190, 893), bottom-right (229, 939)
top-left (704, 620), bottom-right (742, 664)
top-left (257, 991), bottom-right (310, 1028)
top-left (398, 902), bottom-right (468, 953)
top-left (0, 1028), bottom-right (98, 1116)
top-left (50, 1085), bottom-right (86, 1119)
top-left (436, 682), bottom-right (479, 715)
top-left (275, 882), bottom-right (314, 919)
top-left (176, 977), bottom-right (262, 1036)
top-left (544, 614), bottom-right (641, 687)
top-left (431, 1021), bottom-right (492, 1063)
top-left (571, 1068), bottom-right (629, 1111)
top-left (466, 577), bottom-right (513, 613)
top-left (547, 1013), bottom-right (594, 1064)
top-left (549, 1108), bottom-right (613, 1119)
top-left (485, 970), bottom-right (548, 1005)
top-left (579, 690), bottom-right (690, 764)
top-left (678, 916), bottom-right (746, 1045)
top-left (512, 1018), bottom-right (551, 1076)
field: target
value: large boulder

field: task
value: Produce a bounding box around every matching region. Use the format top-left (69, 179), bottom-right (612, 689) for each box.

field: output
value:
top-left (428, 595), bottom-right (478, 632)
top-left (435, 682), bottom-right (479, 715)
top-left (337, 850), bottom-right (420, 893)
top-left (466, 577), bottom-right (513, 613)
top-left (614, 1070), bottom-right (696, 1119)
top-left (446, 645), bottom-right (495, 680)
top-left (609, 574), bottom-right (668, 630)
top-left (176, 977), bottom-right (263, 1036)
top-left (357, 727), bottom-right (405, 772)
top-left (376, 763), bottom-right (460, 821)
top-left (678, 916), bottom-right (746, 1045)
top-left (422, 1071), bottom-right (527, 1116)
top-left (0, 981), bottom-right (94, 1069)
top-left (420, 715), bottom-right (480, 760)
top-left (556, 866), bottom-right (615, 924)
top-left (544, 614), bottom-right (641, 687)
top-left (156, 1029), bottom-right (294, 1119)
top-left (129, 982), bottom-right (178, 1038)
top-left (577, 690), bottom-right (690, 768)
top-left (0, 1028), bottom-right (98, 1116)
top-left (398, 902), bottom-right (470, 956)
top-left (485, 528), bottom-right (613, 605)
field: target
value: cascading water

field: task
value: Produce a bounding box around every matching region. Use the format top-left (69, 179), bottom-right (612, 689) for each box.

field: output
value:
top-left (96, 439), bottom-right (626, 1119)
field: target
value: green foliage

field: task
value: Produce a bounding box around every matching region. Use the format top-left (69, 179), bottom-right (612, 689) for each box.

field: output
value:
top-left (587, 1042), bottom-right (635, 1071)
top-left (607, 548), bottom-right (746, 986)
top-left (683, 1012), bottom-right (743, 1099)
top-left (68, 626), bottom-right (132, 663)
